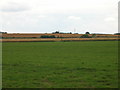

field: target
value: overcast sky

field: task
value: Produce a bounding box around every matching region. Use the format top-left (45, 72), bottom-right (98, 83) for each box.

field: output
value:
top-left (0, 0), bottom-right (119, 34)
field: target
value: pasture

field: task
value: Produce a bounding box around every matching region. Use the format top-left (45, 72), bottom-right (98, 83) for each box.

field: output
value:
top-left (2, 41), bottom-right (118, 88)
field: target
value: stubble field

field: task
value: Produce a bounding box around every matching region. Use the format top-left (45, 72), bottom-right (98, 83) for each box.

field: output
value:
top-left (2, 41), bottom-right (118, 88)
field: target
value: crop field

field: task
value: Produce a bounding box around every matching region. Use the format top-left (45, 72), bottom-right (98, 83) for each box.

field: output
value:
top-left (1, 38), bottom-right (120, 42)
top-left (2, 41), bottom-right (118, 88)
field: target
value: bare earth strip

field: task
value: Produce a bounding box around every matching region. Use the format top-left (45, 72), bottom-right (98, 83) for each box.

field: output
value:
top-left (1, 38), bottom-right (120, 42)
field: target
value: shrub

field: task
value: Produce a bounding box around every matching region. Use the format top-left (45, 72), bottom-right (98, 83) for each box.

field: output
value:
top-left (40, 35), bottom-right (56, 38)
top-left (80, 34), bottom-right (92, 38)
top-left (92, 34), bottom-right (96, 38)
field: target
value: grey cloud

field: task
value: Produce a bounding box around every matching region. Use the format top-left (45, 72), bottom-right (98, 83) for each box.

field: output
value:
top-left (0, 2), bottom-right (30, 12)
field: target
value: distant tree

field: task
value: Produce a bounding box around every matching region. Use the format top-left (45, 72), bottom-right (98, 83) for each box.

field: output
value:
top-left (85, 32), bottom-right (90, 34)
top-left (74, 33), bottom-right (78, 34)
top-left (52, 31), bottom-right (60, 34)
top-left (55, 31), bottom-right (60, 34)
top-left (0, 31), bottom-right (7, 34)
top-left (114, 33), bottom-right (120, 35)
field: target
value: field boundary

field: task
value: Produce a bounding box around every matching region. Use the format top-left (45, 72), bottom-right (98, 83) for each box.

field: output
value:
top-left (1, 38), bottom-right (120, 42)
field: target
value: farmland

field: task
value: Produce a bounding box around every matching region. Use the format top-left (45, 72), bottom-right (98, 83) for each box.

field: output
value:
top-left (2, 41), bottom-right (118, 88)
top-left (1, 33), bottom-right (120, 42)
top-left (1, 38), bottom-right (120, 42)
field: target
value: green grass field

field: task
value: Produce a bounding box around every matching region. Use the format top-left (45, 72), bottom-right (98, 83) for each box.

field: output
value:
top-left (2, 41), bottom-right (118, 88)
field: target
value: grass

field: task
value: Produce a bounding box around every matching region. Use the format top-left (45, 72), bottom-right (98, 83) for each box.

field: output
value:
top-left (2, 41), bottom-right (118, 88)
